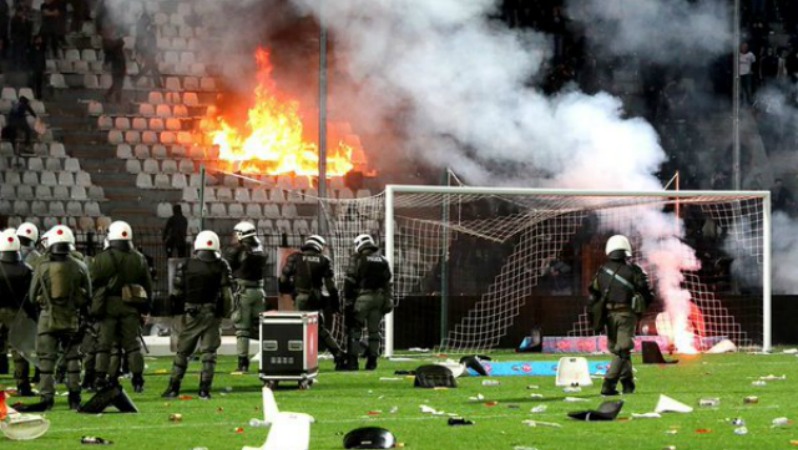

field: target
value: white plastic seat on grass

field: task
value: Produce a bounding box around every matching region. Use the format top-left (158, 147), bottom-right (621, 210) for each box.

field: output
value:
top-left (64, 158), bottom-right (80, 172)
top-left (31, 200), bottom-right (47, 215)
top-left (71, 186), bottom-right (87, 200)
top-left (66, 201), bottom-right (83, 216)
top-left (52, 186), bottom-right (70, 200)
top-left (555, 357), bottom-right (593, 387)
top-left (154, 174), bottom-right (171, 189)
top-left (126, 159), bottom-right (142, 174)
top-left (116, 144), bottom-right (133, 159)
top-left (135, 173), bottom-right (152, 188)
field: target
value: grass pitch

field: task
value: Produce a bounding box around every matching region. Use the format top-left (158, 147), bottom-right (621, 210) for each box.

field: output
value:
top-left (3, 351), bottom-right (798, 449)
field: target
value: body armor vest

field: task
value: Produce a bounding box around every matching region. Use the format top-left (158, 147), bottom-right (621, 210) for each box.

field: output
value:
top-left (0, 260), bottom-right (32, 308)
top-left (184, 259), bottom-right (224, 304)
top-left (293, 250), bottom-right (330, 291)
top-left (357, 250), bottom-right (391, 290)
top-left (230, 244), bottom-right (266, 282)
top-left (596, 260), bottom-right (637, 304)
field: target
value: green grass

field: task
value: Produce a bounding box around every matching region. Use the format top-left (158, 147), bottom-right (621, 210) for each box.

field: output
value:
top-left (3, 351), bottom-right (798, 449)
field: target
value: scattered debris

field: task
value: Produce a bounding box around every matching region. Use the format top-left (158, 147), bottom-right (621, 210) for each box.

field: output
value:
top-left (731, 418), bottom-right (745, 426)
top-left (707, 339), bottom-right (737, 354)
top-left (734, 427), bottom-right (748, 435)
top-left (178, 395), bottom-right (193, 401)
top-left (568, 400), bottom-right (624, 421)
top-left (665, 429), bottom-right (678, 435)
top-left (631, 412), bottom-right (661, 419)
top-left (759, 374), bottom-right (786, 381)
top-left (529, 393), bottom-right (544, 399)
top-left (447, 417), bottom-right (473, 426)
top-left (782, 348), bottom-right (797, 354)
top-left (169, 413), bottom-right (182, 423)
top-left (695, 429), bottom-right (712, 434)
top-left (468, 394), bottom-right (485, 402)
top-left (484, 401), bottom-right (498, 407)
top-left (655, 395), bottom-right (693, 414)
top-left (81, 436), bottom-right (112, 445)
top-left (662, 446), bottom-right (677, 450)
top-left (507, 404), bottom-right (520, 409)
top-left (249, 418), bottom-right (268, 428)
top-left (234, 427), bottom-right (244, 434)
top-left (526, 385), bottom-right (539, 390)
top-left (481, 380), bottom-right (500, 386)
top-left (752, 381), bottom-right (767, 387)
top-left (388, 357), bottom-right (416, 362)
top-left (699, 398), bottom-right (720, 407)
top-left (772, 417), bottom-right (790, 427)
top-left (522, 420), bottom-right (561, 428)
top-left (408, 347), bottom-right (430, 352)
top-left (513, 447), bottom-right (539, 450)
top-left (380, 377), bottom-right (402, 382)
top-left (419, 405), bottom-right (444, 415)
top-left (367, 411), bottom-right (382, 416)
top-left (530, 405), bottom-right (547, 413)
top-left (563, 397), bottom-right (587, 403)
top-left (389, 406), bottom-right (398, 414)
top-left (563, 387), bottom-right (582, 393)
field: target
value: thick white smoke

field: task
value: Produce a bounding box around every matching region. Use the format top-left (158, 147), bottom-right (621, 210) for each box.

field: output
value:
top-left (568, 0), bottom-right (731, 63)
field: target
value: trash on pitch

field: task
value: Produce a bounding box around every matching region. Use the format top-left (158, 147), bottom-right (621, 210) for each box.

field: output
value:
top-left (783, 348), bottom-right (798, 354)
top-left (654, 395), bottom-right (693, 413)
top-left (389, 406), bottom-right (398, 414)
top-left (484, 401), bottom-right (499, 407)
top-left (563, 387), bottom-right (582, 393)
top-left (481, 380), bottom-right (500, 387)
top-left (367, 411), bottom-right (382, 416)
top-left (380, 377), bottom-right (402, 382)
top-left (526, 385), bottom-right (540, 390)
top-left (699, 398), bottom-right (720, 407)
top-left (513, 447), bottom-right (539, 450)
top-left (665, 429), bottom-right (678, 435)
top-left (447, 417), bottom-right (474, 426)
top-left (759, 374), bottom-right (786, 381)
top-left (178, 395), bottom-right (194, 401)
top-left (168, 413), bottom-right (183, 422)
top-left (563, 397), bottom-right (587, 403)
top-left (751, 380), bottom-right (767, 387)
top-left (772, 417), bottom-right (790, 427)
top-left (468, 394), bottom-right (485, 402)
top-left (249, 418), bottom-right (268, 428)
top-left (730, 418), bottom-right (745, 426)
top-left (695, 429), bottom-right (713, 434)
top-left (234, 427), bottom-right (244, 434)
top-left (522, 420), bottom-right (561, 428)
top-left (420, 405), bottom-right (444, 415)
top-left (530, 405), bottom-right (548, 413)
top-left (530, 393), bottom-right (544, 399)
top-left (744, 396), bottom-right (759, 404)
top-left (81, 436), bottom-right (112, 445)
top-left (408, 347), bottom-right (430, 353)
top-left (631, 412), bottom-right (661, 419)
top-left (734, 427), bottom-right (748, 435)
top-left (663, 446), bottom-right (676, 450)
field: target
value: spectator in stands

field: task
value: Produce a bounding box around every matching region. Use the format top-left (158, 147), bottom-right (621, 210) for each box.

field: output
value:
top-left (10, 7), bottom-right (32, 69)
top-left (103, 36), bottom-right (126, 103)
top-left (132, 13), bottom-right (163, 88)
top-left (760, 47), bottom-right (780, 84)
top-left (29, 34), bottom-right (47, 100)
top-left (40, 0), bottom-right (63, 59)
top-left (771, 178), bottom-right (795, 213)
top-left (68, 0), bottom-right (87, 34)
top-left (162, 204), bottom-right (188, 258)
top-left (786, 47), bottom-right (798, 83)
top-left (739, 42), bottom-right (756, 105)
top-left (6, 96), bottom-right (37, 156)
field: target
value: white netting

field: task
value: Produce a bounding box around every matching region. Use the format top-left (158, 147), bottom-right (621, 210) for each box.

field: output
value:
top-left (318, 189), bottom-right (767, 353)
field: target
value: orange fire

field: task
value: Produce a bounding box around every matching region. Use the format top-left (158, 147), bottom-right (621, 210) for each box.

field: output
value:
top-left (200, 48), bottom-right (365, 177)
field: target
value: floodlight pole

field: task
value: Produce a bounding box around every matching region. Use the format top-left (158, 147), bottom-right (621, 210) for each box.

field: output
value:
top-left (317, 5), bottom-right (329, 235)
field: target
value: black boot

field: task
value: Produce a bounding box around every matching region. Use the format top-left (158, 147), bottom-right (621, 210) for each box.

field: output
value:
top-left (620, 378), bottom-right (636, 394)
top-left (0, 354), bottom-right (8, 374)
top-left (15, 397), bottom-right (54, 412)
top-left (236, 356), bottom-right (249, 373)
top-left (333, 353), bottom-right (349, 371)
top-left (94, 373), bottom-right (108, 391)
top-left (55, 365), bottom-right (66, 384)
top-left (198, 382), bottom-right (211, 400)
top-left (82, 369), bottom-right (96, 392)
top-left (32, 367), bottom-right (41, 383)
top-left (68, 391), bottom-right (82, 410)
top-left (344, 357), bottom-right (359, 371)
top-left (161, 378), bottom-right (181, 398)
top-left (132, 374), bottom-right (145, 393)
top-left (16, 381), bottom-right (35, 397)
top-left (601, 379), bottom-right (620, 396)
top-left (365, 356), bottom-right (378, 371)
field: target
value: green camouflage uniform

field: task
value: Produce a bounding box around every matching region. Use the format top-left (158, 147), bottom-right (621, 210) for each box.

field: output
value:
top-left (0, 256), bottom-right (34, 391)
top-left (588, 252), bottom-right (653, 394)
top-left (343, 245), bottom-right (393, 369)
top-left (166, 254), bottom-right (233, 396)
top-left (90, 245), bottom-right (153, 388)
top-left (223, 239), bottom-right (266, 360)
top-left (29, 253), bottom-right (92, 404)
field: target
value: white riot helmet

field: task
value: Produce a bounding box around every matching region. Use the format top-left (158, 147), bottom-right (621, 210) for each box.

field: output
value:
top-left (40, 230), bottom-right (51, 250)
top-left (304, 234), bottom-right (325, 252)
top-left (233, 221), bottom-right (257, 240)
top-left (108, 221), bottom-right (133, 241)
top-left (48, 225), bottom-right (75, 255)
top-left (0, 229), bottom-right (21, 252)
top-left (605, 235), bottom-right (632, 258)
top-left (194, 230), bottom-right (220, 252)
top-left (16, 222), bottom-right (39, 245)
top-left (354, 234), bottom-right (375, 253)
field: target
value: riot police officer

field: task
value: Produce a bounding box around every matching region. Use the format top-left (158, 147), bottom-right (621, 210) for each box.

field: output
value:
top-left (16, 222), bottom-right (41, 266)
top-left (17, 225), bottom-right (91, 412)
top-left (588, 235), bottom-right (653, 396)
top-left (90, 221), bottom-right (153, 392)
top-left (343, 234), bottom-right (393, 371)
top-left (0, 229), bottom-right (35, 395)
top-left (162, 231), bottom-right (233, 399)
top-left (279, 234), bottom-right (346, 369)
top-left (223, 221), bottom-right (266, 373)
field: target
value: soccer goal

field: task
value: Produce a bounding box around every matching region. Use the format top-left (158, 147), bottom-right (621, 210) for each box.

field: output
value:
top-left (321, 185), bottom-right (771, 357)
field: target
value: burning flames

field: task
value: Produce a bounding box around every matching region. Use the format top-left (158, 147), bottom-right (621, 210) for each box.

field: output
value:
top-left (200, 48), bottom-right (365, 177)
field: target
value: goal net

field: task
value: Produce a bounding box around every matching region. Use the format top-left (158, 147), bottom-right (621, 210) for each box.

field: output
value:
top-left (319, 185), bottom-right (771, 355)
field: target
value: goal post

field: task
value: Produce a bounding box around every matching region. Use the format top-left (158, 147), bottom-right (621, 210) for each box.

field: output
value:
top-left (379, 185), bottom-right (771, 356)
